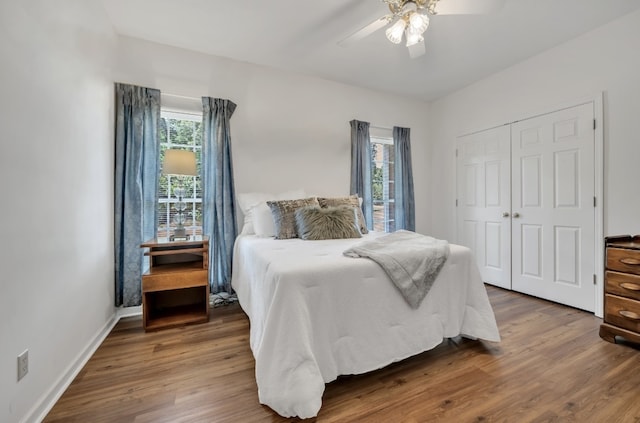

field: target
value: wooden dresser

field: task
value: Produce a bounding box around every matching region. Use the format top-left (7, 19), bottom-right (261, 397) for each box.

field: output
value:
top-left (600, 235), bottom-right (640, 345)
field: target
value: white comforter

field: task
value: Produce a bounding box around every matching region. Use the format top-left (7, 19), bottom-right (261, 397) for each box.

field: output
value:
top-left (231, 232), bottom-right (500, 419)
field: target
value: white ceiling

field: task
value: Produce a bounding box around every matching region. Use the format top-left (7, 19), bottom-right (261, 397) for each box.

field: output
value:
top-left (100, 0), bottom-right (640, 102)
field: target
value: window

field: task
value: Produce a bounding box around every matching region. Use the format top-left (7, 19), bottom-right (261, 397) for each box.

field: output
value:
top-left (158, 111), bottom-right (203, 239)
top-left (371, 136), bottom-right (395, 232)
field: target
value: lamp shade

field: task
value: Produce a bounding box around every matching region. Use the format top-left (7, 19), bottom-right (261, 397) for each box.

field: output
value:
top-left (405, 27), bottom-right (424, 47)
top-left (385, 18), bottom-right (407, 44)
top-left (162, 149), bottom-right (197, 176)
top-left (409, 12), bottom-right (429, 34)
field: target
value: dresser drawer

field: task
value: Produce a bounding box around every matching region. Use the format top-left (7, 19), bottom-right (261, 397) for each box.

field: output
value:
top-left (607, 247), bottom-right (640, 275)
top-left (604, 294), bottom-right (640, 333)
top-left (605, 271), bottom-right (640, 301)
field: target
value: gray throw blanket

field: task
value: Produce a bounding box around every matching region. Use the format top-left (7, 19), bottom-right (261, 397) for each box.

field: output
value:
top-left (343, 230), bottom-right (450, 309)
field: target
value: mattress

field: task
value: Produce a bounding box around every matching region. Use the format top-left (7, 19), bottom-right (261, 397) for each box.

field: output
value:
top-left (231, 232), bottom-right (500, 418)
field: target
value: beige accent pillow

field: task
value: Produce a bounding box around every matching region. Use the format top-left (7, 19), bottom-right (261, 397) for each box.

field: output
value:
top-left (295, 206), bottom-right (362, 240)
top-left (317, 195), bottom-right (368, 234)
top-left (267, 197), bottom-right (319, 239)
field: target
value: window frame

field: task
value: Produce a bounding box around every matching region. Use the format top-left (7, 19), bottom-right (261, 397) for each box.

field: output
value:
top-left (157, 110), bottom-right (203, 240)
top-left (370, 135), bottom-right (395, 233)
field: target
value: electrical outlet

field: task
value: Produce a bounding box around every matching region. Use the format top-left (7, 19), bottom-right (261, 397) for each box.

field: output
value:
top-left (17, 350), bottom-right (28, 381)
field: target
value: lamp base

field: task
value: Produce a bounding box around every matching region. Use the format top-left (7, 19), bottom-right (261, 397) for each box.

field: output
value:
top-left (170, 227), bottom-right (189, 241)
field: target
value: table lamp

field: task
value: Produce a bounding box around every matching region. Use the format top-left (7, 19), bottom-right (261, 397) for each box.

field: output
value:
top-left (162, 149), bottom-right (197, 240)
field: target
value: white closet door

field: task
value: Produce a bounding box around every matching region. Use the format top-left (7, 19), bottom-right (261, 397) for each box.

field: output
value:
top-left (456, 125), bottom-right (511, 289)
top-left (511, 103), bottom-right (596, 311)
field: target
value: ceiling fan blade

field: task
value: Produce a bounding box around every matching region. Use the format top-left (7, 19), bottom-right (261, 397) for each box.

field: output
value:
top-left (407, 39), bottom-right (426, 59)
top-left (338, 15), bottom-right (392, 47)
top-left (433, 0), bottom-right (506, 15)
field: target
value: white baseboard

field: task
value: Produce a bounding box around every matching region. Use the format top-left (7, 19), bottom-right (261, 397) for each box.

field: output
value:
top-left (24, 312), bottom-right (120, 423)
top-left (117, 305), bottom-right (142, 319)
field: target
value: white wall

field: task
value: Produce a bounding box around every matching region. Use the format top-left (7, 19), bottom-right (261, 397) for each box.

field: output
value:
top-left (113, 36), bottom-right (432, 234)
top-left (429, 9), bottom-right (640, 241)
top-left (0, 1), bottom-right (117, 422)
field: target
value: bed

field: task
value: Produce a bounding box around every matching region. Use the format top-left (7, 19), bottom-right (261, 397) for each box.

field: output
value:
top-left (231, 231), bottom-right (501, 418)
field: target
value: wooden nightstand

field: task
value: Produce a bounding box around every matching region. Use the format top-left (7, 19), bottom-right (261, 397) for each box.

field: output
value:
top-left (140, 237), bottom-right (210, 331)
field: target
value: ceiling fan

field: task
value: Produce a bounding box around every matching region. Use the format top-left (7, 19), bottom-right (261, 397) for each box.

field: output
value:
top-left (338, 0), bottom-right (506, 58)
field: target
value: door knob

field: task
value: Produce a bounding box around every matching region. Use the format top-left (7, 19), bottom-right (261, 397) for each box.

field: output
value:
top-left (513, 212), bottom-right (521, 218)
top-left (502, 212), bottom-right (510, 218)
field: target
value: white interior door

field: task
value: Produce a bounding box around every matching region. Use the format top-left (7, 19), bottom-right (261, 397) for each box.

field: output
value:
top-left (456, 126), bottom-right (511, 289)
top-left (511, 103), bottom-right (596, 311)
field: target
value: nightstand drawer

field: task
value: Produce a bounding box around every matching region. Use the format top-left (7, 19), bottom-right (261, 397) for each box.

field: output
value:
top-left (607, 247), bottom-right (640, 275)
top-left (604, 294), bottom-right (640, 333)
top-left (605, 271), bottom-right (640, 301)
top-left (143, 269), bottom-right (208, 291)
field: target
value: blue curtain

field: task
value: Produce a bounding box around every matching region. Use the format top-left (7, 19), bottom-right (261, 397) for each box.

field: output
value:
top-left (202, 97), bottom-right (238, 294)
top-left (350, 120), bottom-right (374, 230)
top-left (393, 126), bottom-right (415, 231)
top-left (114, 83), bottom-right (160, 307)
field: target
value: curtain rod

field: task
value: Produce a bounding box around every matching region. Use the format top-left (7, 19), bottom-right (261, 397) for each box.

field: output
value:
top-left (161, 92), bottom-right (201, 101)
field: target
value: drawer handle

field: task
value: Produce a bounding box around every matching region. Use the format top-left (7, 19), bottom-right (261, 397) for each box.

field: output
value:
top-left (620, 282), bottom-right (640, 291)
top-left (619, 310), bottom-right (640, 321)
top-left (619, 258), bottom-right (640, 265)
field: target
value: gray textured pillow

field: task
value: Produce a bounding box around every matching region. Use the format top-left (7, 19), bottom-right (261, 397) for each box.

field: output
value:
top-left (267, 197), bottom-right (319, 239)
top-left (317, 195), bottom-right (368, 234)
top-left (295, 205), bottom-right (362, 240)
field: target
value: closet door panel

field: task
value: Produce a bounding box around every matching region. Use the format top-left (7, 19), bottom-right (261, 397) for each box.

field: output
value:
top-left (457, 126), bottom-right (511, 289)
top-left (511, 103), bottom-right (595, 312)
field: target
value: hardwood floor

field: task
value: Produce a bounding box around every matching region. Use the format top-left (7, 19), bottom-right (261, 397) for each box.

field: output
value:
top-left (44, 286), bottom-right (640, 423)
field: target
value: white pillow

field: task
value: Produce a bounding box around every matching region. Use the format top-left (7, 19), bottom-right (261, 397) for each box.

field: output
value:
top-left (237, 189), bottom-right (306, 235)
top-left (237, 192), bottom-right (271, 235)
top-left (252, 202), bottom-right (276, 237)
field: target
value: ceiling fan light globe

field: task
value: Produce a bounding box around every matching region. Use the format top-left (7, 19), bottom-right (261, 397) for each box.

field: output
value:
top-left (409, 11), bottom-right (429, 34)
top-left (405, 29), bottom-right (424, 47)
top-left (385, 18), bottom-right (406, 44)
